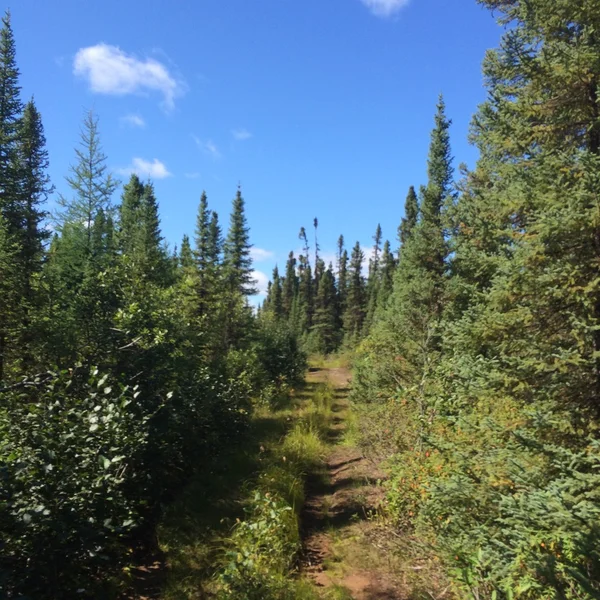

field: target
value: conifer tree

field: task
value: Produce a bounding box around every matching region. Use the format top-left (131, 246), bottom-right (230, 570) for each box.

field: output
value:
top-left (57, 111), bottom-right (117, 255)
top-left (365, 224), bottom-right (383, 334)
top-left (282, 251), bottom-right (297, 318)
top-left (337, 235), bottom-right (348, 315)
top-left (312, 265), bottom-right (339, 353)
top-left (17, 99), bottom-right (51, 291)
top-left (179, 234), bottom-right (194, 271)
top-left (297, 226), bottom-right (313, 332)
top-left (208, 210), bottom-right (223, 266)
top-left (398, 185), bottom-right (418, 250)
top-left (118, 174), bottom-right (144, 255)
top-left (224, 188), bottom-right (255, 295)
top-left (343, 241), bottom-right (365, 343)
top-left (270, 265), bottom-right (283, 319)
top-left (378, 240), bottom-right (395, 306)
top-left (297, 256), bottom-right (313, 333)
top-left (0, 11), bottom-right (23, 239)
top-left (194, 191), bottom-right (210, 271)
top-left (118, 175), bottom-right (168, 284)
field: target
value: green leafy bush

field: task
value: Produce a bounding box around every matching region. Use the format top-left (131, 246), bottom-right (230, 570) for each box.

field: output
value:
top-left (217, 491), bottom-right (300, 600)
top-left (0, 369), bottom-right (152, 597)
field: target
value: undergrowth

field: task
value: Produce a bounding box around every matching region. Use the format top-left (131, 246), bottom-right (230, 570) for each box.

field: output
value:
top-left (158, 379), bottom-right (337, 599)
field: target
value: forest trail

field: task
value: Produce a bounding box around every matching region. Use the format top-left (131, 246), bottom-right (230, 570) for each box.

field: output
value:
top-left (300, 366), bottom-right (405, 599)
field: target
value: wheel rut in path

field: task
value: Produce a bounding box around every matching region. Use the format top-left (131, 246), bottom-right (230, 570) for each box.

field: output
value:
top-left (300, 367), bottom-right (403, 600)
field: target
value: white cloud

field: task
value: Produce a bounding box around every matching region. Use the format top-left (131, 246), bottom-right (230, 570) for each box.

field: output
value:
top-left (252, 270), bottom-right (270, 297)
top-left (120, 113), bottom-right (145, 128)
top-left (359, 0), bottom-right (410, 17)
top-left (232, 128), bottom-right (252, 141)
top-left (251, 247), bottom-right (275, 262)
top-left (118, 157), bottom-right (171, 179)
top-left (185, 172), bottom-right (200, 179)
top-left (193, 135), bottom-right (222, 159)
top-left (74, 43), bottom-right (183, 110)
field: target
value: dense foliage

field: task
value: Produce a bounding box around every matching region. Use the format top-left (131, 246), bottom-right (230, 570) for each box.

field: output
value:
top-left (0, 13), bottom-right (305, 598)
top-left (348, 1), bottom-right (600, 598)
top-left (263, 1), bottom-right (600, 597)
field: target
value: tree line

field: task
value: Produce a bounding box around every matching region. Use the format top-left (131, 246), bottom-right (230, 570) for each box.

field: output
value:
top-left (260, 210), bottom-right (399, 353)
top-left (0, 12), bottom-right (305, 598)
top-left (263, 0), bottom-right (600, 597)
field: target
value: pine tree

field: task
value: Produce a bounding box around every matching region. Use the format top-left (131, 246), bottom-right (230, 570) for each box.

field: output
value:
top-left (297, 226), bottom-right (313, 332)
top-left (338, 248), bottom-right (348, 324)
top-left (118, 175), bottom-right (168, 284)
top-left (378, 240), bottom-right (395, 306)
top-left (337, 235), bottom-right (348, 315)
top-left (365, 224), bottom-right (383, 334)
top-left (11, 99), bottom-right (52, 368)
top-left (398, 185), bottom-right (418, 250)
top-left (194, 191), bottom-right (210, 271)
top-left (17, 99), bottom-right (51, 288)
top-left (297, 256), bottom-right (313, 333)
top-left (282, 251), bottom-right (297, 318)
top-left (270, 265), bottom-right (283, 319)
top-left (343, 241), bottom-right (365, 343)
top-left (224, 188), bottom-right (256, 296)
top-left (312, 265), bottom-right (339, 353)
top-left (118, 174), bottom-right (145, 255)
top-left (208, 210), bottom-right (223, 267)
top-left (179, 234), bottom-right (194, 271)
top-left (313, 217), bottom-right (320, 290)
top-left (0, 10), bottom-right (23, 239)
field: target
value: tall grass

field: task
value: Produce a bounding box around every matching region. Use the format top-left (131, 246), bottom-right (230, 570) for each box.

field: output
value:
top-left (158, 381), bottom-right (334, 599)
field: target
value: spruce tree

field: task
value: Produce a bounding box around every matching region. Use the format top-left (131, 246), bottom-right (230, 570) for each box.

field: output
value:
top-left (118, 175), bottom-right (168, 284)
top-left (179, 234), bottom-right (195, 272)
top-left (224, 188), bottom-right (255, 296)
top-left (338, 248), bottom-right (348, 323)
top-left (282, 251), bottom-right (297, 318)
top-left (194, 191), bottom-right (210, 271)
top-left (118, 174), bottom-right (145, 255)
top-left (0, 10), bottom-right (23, 238)
top-left (312, 265), bottom-right (339, 353)
top-left (13, 99), bottom-right (52, 368)
top-left (17, 99), bottom-right (51, 287)
top-left (398, 185), bottom-right (418, 250)
top-left (343, 241), bottom-right (365, 343)
top-left (378, 240), bottom-right (395, 306)
top-left (270, 265), bottom-right (283, 319)
top-left (208, 210), bottom-right (223, 266)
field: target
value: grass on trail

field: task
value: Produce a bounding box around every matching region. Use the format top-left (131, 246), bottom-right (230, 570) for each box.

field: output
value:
top-left (153, 358), bottom-right (448, 600)
top-left (156, 379), bottom-right (335, 599)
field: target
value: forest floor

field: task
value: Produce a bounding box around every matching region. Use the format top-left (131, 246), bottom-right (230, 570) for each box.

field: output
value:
top-left (299, 365), bottom-right (409, 599)
top-left (128, 362), bottom-right (449, 600)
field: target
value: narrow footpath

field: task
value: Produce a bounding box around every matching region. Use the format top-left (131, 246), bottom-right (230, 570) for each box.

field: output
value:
top-left (299, 367), bottom-right (405, 600)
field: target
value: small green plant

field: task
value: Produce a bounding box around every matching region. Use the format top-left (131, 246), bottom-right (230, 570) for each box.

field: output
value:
top-left (217, 491), bottom-right (300, 599)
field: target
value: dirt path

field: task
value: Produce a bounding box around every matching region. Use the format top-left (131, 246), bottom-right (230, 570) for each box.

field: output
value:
top-left (300, 367), bottom-right (404, 599)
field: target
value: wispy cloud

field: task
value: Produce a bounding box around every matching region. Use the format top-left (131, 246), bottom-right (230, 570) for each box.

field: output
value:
top-left (74, 43), bottom-right (184, 110)
top-left (252, 270), bottom-right (270, 297)
top-left (251, 248), bottom-right (275, 262)
top-left (118, 157), bottom-right (171, 179)
top-left (232, 128), bottom-right (252, 141)
top-left (359, 0), bottom-right (410, 18)
top-left (185, 172), bottom-right (200, 179)
top-left (120, 113), bottom-right (146, 128)
top-left (193, 135), bottom-right (222, 159)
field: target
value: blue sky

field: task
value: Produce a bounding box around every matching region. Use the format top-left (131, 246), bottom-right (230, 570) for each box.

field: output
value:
top-left (9, 0), bottom-right (501, 298)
